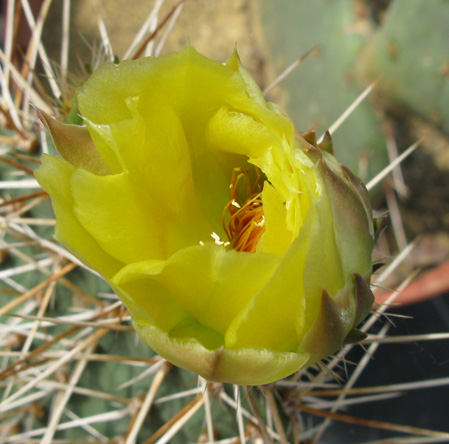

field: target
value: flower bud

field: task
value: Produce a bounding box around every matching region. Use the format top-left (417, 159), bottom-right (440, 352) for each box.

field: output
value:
top-left (35, 47), bottom-right (374, 385)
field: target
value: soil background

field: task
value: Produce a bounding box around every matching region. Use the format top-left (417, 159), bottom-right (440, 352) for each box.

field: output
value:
top-left (43, 0), bottom-right (270, 88)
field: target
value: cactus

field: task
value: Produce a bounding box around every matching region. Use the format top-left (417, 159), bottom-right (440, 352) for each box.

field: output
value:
top-left (358, 0), bottom-right (449, 134)
top-left (1, 1), bottom-right (448, 443)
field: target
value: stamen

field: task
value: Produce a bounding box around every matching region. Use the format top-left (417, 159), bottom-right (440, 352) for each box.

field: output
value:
top-left (211, 231), bottom-right (230, 247)
top-left (222, 168), bottom-right (266, 253)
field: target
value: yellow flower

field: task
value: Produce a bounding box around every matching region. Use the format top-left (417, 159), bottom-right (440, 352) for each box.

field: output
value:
top-left (35, 47), bottom-right (374, 385)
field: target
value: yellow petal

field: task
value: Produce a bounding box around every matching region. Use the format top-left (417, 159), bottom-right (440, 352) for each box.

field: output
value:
top-left (113, 243), bottom-right (280, 336)
top-left (34, 155), bottom-right (122, 277)
top-left (70, 169), bottom-right (166, 263)
top-left (205, 106), bottom-right (281, 159)
top-left (83, 120), bottom-right (123, 174)
top-left (225, 218), bottom-right (313, 352)
top-left (169, 318), bottom-right (224, 351)
top-left (225, 51), bottom-right (267, 107)
top-left (257, 182), bottom-right (292, 257)
top-left (77, 47), bottom-right (250, 127)
top-left (224, 50), bottom-right (294, 140)
top-left (109, 98), bottom-right (215, 240)
top-left (112, 260), bottom-right (191, 333)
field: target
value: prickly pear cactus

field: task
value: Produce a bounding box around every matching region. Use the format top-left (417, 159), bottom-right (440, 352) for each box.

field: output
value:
top-left (358, 0), bottom-right (449, 134)
top-left (1, 1), bottom-right (448, 443)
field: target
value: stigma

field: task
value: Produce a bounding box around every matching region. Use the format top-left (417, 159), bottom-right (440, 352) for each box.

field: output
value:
top-left (222, 168), bottom-right (266, 253)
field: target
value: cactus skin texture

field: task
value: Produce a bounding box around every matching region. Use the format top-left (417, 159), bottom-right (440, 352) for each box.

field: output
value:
top-left (259, 0), bottom-right (389, 183)
top-left (357, 0), bottom-right (449, 134)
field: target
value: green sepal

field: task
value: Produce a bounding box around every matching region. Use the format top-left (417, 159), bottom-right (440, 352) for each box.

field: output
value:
top-left (343, 328), bottom-right (367, 345)
top-left (302, 129), bottom-right (318, 147)
top-left (65, 96), bottom-right (84, 126)
top-left (374, 214), bottom-right (388, 242)
top-left (318, 130), bottom-right (334, 154)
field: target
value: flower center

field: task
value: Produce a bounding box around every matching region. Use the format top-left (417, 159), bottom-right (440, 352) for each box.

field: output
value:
top-left (222, 168), bottom-right (265, 253)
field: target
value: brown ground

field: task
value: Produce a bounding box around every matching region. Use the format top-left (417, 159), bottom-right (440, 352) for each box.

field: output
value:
top-left (44, 0), bottom-right (270, 88)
